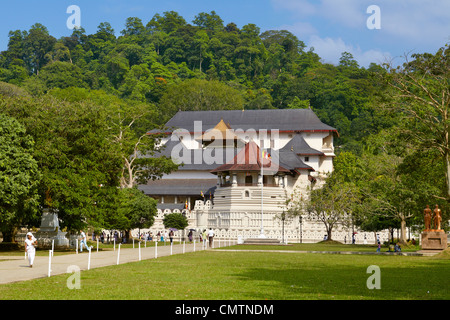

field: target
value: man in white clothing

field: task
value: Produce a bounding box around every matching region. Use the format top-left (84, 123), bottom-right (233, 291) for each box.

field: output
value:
top-left (208, 228), bottom-right (215, 248)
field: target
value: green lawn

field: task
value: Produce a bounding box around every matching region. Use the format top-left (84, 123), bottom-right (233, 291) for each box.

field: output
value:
top-left (1, 247), bottom-right (449, 300)
top-left (222, 242), bottom-right (421, 252)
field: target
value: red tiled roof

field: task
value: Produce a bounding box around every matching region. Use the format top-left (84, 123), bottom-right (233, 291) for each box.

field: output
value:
top-left (210, 141), bottom-right (290, 174)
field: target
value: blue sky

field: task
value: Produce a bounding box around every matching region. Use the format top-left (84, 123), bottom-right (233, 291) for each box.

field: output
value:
top-left (0, 0), bottom-right (449, 67)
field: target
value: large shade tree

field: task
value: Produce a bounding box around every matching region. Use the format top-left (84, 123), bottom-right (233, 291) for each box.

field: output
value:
top-left (384, 44), bottom-right (450, 200)
top-left (0, 92), bottom-right (123, 232)
top-left (0, 113), bottom-right (41, 242)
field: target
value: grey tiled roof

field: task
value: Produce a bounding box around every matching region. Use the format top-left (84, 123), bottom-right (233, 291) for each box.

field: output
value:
top-left (153, 109), bottom-right (337, 133)
top-left (268, 149), bottom-right (314, 172)
top-left (155, 137), bottom-right (240, 170)
top-left (138, 179), bottom-right (217, 196)
top-left (280, 134), bottom-right (324, 156)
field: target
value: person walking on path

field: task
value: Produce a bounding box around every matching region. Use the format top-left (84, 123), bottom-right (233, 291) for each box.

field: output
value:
top-left (208, 228), bottom-right (215, 248)
top-left (202, 229), bottom-right (207, 244)
top-left (79, 230), bottom-right (91, 252)
top-left (24, 232), bottom-right (37, 268)
top-left (169, 230), bottom-right (174, 244)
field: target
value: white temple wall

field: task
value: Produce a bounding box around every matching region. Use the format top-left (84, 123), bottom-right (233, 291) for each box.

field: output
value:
top-left (140, 206), bottom-right (392, 245)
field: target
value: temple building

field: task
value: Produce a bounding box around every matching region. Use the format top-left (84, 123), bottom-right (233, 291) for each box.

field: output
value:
top-left (138, 109), bottom-right (363, 242)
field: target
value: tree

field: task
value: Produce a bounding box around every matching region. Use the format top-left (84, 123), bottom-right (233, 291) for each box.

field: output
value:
top-left (147, 11), bottom-right (187, 34)
top-left (193, 30), bottom-right (210, 72)
top-left (25, 61), bottom-right (87, 93)
top-left (354, 151), bottom-right (414, 244)
top-left (163, 212), bottom-right (189, 230)
top-left (306, 182), bottom-right (357, 241)
top-left (339, 52), bottom-right (359, 69)
top-left (111, 187), bottom-right (157, 241)
top-left (0, 113), bottom-right (41, 242)
top-left (192, 11), bottom-right (224, 32)
top-left (1, 93), bottom-right (123, 232)
top-left (106, 99), bottom-right (178, 189)
top-left (384, 44), bottom-right (450, 200)
top-left (158, 79), bottom-right (244, 120)
top-left (23, 23), bottom-right (56, 75)
top-left (121, 17), bottom-right (145, 37)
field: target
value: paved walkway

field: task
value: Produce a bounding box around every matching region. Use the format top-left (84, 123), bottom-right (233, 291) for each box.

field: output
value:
top-left (0, 241), bottom-right (209, 285)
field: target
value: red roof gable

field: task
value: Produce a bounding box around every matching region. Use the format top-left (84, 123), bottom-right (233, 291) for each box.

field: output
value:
top-left (210, 141), bottom-right (290, 174)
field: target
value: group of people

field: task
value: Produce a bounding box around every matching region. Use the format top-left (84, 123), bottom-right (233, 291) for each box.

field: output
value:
top-left (23, 227), bottom-right (219, 268)
top-left (138, 229), bottom-right (216, 247)
top-left (23, 229), bottom-right (91, 269)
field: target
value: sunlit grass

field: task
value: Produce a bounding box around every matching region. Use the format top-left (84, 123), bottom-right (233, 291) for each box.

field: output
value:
top-left (1, 248), bottom-right (448, 300)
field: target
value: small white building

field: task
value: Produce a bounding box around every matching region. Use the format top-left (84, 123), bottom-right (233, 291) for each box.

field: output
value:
top-left (139, 109), bottom-right (388, 244)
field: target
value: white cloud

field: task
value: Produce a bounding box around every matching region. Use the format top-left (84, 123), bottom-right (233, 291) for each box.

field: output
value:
top-left (307, 35), bottom-right (392, 67)
top-left (271, 0), bottom-right (450, 67)
top-left (272, 0), bottom-right (450, 45)
top-left (380, 1), bottom-right (450, 46)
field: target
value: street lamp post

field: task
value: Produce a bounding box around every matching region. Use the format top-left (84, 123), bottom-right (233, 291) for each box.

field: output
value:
top-left (281, 210), bottom-right (286, 245)
top-left (299, 216), bottom-right (303, 244)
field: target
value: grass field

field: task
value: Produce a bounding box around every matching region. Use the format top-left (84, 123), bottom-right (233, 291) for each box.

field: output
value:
top-left (219, 242), bottom-right (422, 252)
top-left (1, 244), bottom-right (449, 300)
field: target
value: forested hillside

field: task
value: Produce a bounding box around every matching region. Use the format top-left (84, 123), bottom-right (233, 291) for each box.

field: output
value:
top-left (0, 11), bottom-right (393, 150)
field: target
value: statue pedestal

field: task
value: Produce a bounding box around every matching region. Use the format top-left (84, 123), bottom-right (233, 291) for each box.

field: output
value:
top-left (35, 209), bottom-right (69, 249)
top-left (421, 231), bottom-right (447, 250)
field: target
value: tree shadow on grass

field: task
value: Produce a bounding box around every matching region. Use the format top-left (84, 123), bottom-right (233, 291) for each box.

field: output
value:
top-left (232, 261), bottom-right (450, 300)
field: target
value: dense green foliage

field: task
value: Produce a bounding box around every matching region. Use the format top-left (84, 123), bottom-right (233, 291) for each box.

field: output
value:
top-left (110, 187), bottom-right (158, 238)
top-left (162, 212), bottom-right (189, 231)
top-left (0, 113), bottom-right (41, 241)
top-left (0, 12), bottom-right (393, 149)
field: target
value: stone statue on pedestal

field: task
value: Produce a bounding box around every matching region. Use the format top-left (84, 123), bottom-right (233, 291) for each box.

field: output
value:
top-left (424, 205), bottom-right (432, 231)
top-left (421, 204), bottom-right (446, 251)
top-left (433, 204), bottom-right (442, 231)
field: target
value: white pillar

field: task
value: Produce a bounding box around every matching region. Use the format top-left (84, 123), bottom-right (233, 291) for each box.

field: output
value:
top-left (88, 249), bottom-right (91, 270)
top-left (232, 173), bottom-right (237, 187)
top-left (48, 250), bottom-right (52, 277)
top-left (257, 174), bottom-right (262, 186)
top-left (117, 244), bottom-right (121, 265)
